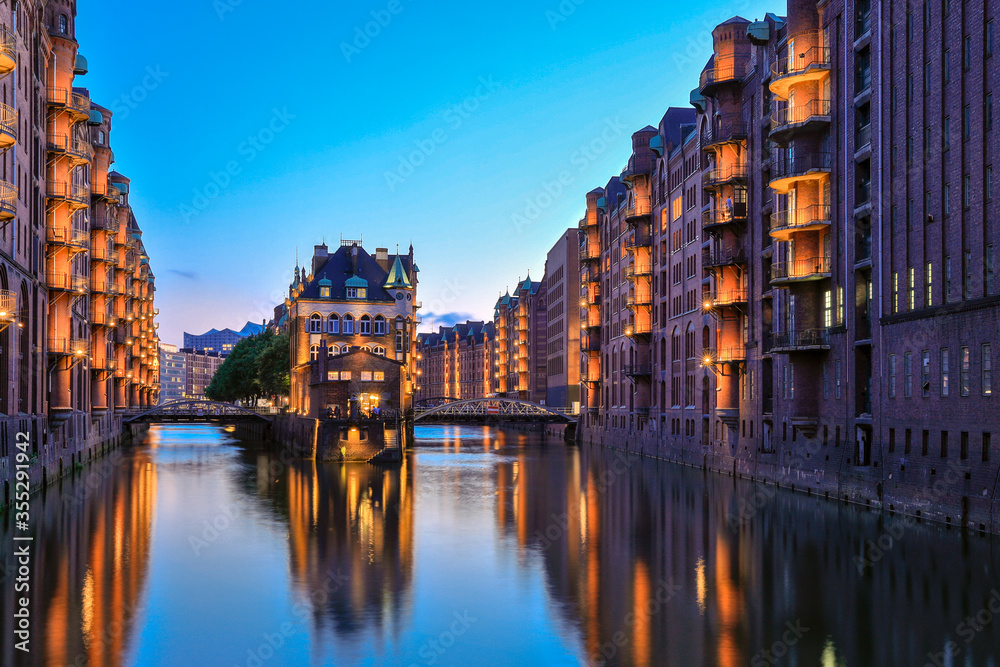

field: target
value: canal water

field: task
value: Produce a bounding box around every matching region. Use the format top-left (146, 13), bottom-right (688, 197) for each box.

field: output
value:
top-left (3, 424), bottom-right (1000, 666)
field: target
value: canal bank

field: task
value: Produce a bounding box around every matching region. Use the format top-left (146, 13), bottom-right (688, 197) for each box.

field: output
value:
top-left (577, 421), bottom-right (1000, 535)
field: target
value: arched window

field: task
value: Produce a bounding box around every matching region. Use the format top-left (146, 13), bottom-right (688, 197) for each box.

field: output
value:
top-left (328, 345), bottom-right (338, 358)
top-left (374, 315), bottom-right (386, 335)
top-left (98, 131), bottom-right (105, 145)
top-left (362, 345), bottom-right (372, 353)
top-left (359, 314), bottom-right (372, 335)
top-left (309, 345), bottom-right (319, 361)
top-left (342, 313), bottom-right (355, 334)
top-left (328, 313), bottom-right (339, 334)
top-left (373, 345), bottom-right (386, 357)
top-left (58, 14), bottom-right (68, 34)
top-left (309, 313), bottom-right (322, 333)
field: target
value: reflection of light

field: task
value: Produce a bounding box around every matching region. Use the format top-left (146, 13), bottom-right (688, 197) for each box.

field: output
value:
top-left (821, 639), bottom-right (839, 667)
top-left (695, 557), bottom-right (706, 613)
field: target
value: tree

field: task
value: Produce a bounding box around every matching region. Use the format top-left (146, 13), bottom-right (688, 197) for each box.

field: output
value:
top-left (257, 332), bottom-right (290, 399)
top-left (206, 330), bottom-right (290, 406)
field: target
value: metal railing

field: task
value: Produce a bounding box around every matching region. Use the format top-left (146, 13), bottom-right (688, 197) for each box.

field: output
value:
top-left (770, 328), bottom-right (831, 350)
top-left (624, 232), bottom-right (652, 249)
top-left (623, 195), bottom-right (652, 220)
top-left (703, 203), bottom-right (748, 227)
top-left (771, 44), bottom-right (831, 79)
top-left (0, 25), bottom-right (16, 72)
top-left (624, 364), bottom-right (654, 376)
top-left (770, 256), bottom-right (832, 282)
top-left (771, 151), bottom-right (831, 180)
top-left (704, 346), bottom-right (746, 363)
top-left (581, 244), bottom-right (601, 261)
top-left (47, 180), bottom-right (90, 206)
top-left (0, 180), bottom-right (15, 218)
top-left (624, 263), bottom-right (653, 279)
top-left (700, 53), bottom-right (749, 90)
top-left (48, 337), bottom-right (91, 356)
top-left (47, 88), bottom-right (91, 117)
top-left (90, 311), bottom-right (118, 327)
top-left (90, 280), bottom-right (120, 295)
top-left (625, 293), bottom-right (652, 309)
top-left (771, 99), bottom-right (832, 131)
top-left (0, 103), bottom-right (17, 145)
top-left (46, 271), bottom-right (89, 293)
top-left (771, 204), bottom-right (832, 233)
top-left (47, 226), bottom-right (90, 248)
top-left (856, 124), bottom-right (872, 149)
top-left (703, 246), bottom-right (748, 268)
top-left (702, 163), bottom-right (748, 187)
top-left (47, 133), bottom-right (93, 163)
top-left (703, 115), bottom-right (748, 147)
top-left (706, 288), bottom-right (749, 306)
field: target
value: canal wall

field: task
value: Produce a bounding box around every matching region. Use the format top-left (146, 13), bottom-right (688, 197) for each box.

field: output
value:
top-left (0, 412), bottom-right (136, 508)
top-left (577, 421), bottom-right (1000, 535)
top-left (271, 414), bottom-right (410, 462)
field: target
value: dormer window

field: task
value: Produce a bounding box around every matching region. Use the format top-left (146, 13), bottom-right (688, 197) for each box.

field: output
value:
top-left (347, 287), bottom-right (367, 299)
top-left (318, 278), bottom-right (332, 298)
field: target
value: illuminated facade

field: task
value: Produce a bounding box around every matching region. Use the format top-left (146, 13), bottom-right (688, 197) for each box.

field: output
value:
top-left (415, 320), bottom-right (496, 401)
top-left (0, 0), bottom-right (159, 503)
top-left (493, 275), bottom-right (547, 403)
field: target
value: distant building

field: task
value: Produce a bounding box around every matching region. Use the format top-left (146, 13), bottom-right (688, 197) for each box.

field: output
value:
top-left (494, 275), bottom-right (547, 403)
top-left (181, 349), bottom-right (225, 400)
top-left (416, 321), bottom-right (496, 401)
top-left (159, 344), bottom-right (186, 404)
top-left (544, 230), bottom-right (582, 410)
top-left (183, 321), bottom-right (264, 356)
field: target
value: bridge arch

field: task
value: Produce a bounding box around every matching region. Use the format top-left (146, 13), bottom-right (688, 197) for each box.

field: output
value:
top-left (414, 398), bottom-right (574, 423)
top-left (123, 400), bottom-right (273, 425)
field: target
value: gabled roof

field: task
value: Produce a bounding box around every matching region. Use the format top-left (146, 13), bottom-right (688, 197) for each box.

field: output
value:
top-left (297, 244), bottom-right (415, 302)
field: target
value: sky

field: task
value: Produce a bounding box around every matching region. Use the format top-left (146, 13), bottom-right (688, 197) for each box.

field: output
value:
top-left (75, 0), bottom-right (775, 346)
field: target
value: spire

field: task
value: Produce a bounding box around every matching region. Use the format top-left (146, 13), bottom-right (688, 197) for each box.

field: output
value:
top-left (384, 255), bottom-right (412, 289)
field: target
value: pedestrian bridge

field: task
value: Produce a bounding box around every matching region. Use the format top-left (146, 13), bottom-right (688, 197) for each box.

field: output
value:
top-left (413, 398), bottom-right (576, 424)
top-left (123, 400), bottom-right (272, 425)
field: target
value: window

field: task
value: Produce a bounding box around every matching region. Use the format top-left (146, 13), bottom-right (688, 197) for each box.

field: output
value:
top-left (58, 14), bottom-right (68, 34)
top-left (892, 271), bottom-right (899, 314)
top-left (824, 363), bottom-right (830, 398)
top-left (309, 313), bottom-right (322, 333)
top-left (943, 115), bottom-right (952, 150)
top-left (374, 371), bottom-right (385, 382)
top-left (922, 430), bottom-right (929, 456)
top-left (319, 285), bottom-right (331, 298)
top-left (944, 183), bottom-right (951, 215)
top-left (988, 245), bottom-right (995, 294)
top-left (962, 432), bottom-right (970, 460)
top-left (964, 105), bottom-right (972, 141)
top-left (904, 352), bottom-right (913, 397)
top-left (359, 315), bottom-right (372, 335)
top-left (346, 287), bottom-right (367, 299)
top-left (908, 266), bottom-right (916, 310)
top-left (905, 428), bottom-right (912, 454)
top-left (945, 256), bottom-right (952, 301)
top-left (328, 345), bottom-right (338, 358)
top-left (964, 249), bottom-right (972, 299)
top-left (328, 314), bottom-right (340, 334)
top-left (824, 290), bottom-right (832, 328)
top-left (964, 35), bottom-right (972, 71)
top-left (342, 313), bottom-right (355, 334)
top-left (941, 348), bottom-right (950, 396)
top-left (985, 433), bottom-right (992, 463)
top-left (373, 346), bottom-right (386, 357)
top-left (396, 330), bottom-right (404, 352)
top-left (941, 431), bottom-right (949, 458)
top-left (889, 354), bottom-right (897, 397)
top-left (835, 360), bottom-right (842, 399)
top-left (922, 351), bottom-right (931, 397)
top-left (961, 346), bottom-right (971, 396)
top-left (889, 429), bottom-right (896, 452)
top-left (327, 371), bottom-right (339, 381)
top-left (984, 344), bottom-right (992, 396)
top-left (944, 50), bottom-right (951, 84)
top-left (341, 371), bottom-right (352, 382)
top-left (374, 315), bottom-right (386, 335)
top-left (360, 371), bottom-right (373, 382)
top-left (925, 262), bottom-right (933, 306)
top-left (856, 47), bottom-right (871, 91)
top-left (309, 345), bottom-right (319, 362)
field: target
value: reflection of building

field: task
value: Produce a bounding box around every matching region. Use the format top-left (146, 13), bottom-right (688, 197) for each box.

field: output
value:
top-left (184, 321), bottom-right (264, 356)
top-left (0, 447), bottom-right (156, 666)
top-left (0, 0), bottom-right (159, 501)
top-left (159, 343), bottom-right (186, 403)
top-left (280, 458), bottom-right (414, 637)
top-left (286, 240), bottom-right (419, 419)
top-left (415, 321), bottom-right (496, 401)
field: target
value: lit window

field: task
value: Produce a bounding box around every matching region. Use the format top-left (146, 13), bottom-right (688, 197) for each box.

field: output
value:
top-left (309, 345), bottom-right (319, 362)
top-left (327, 371), bottom-right (339, 381)
top-left (941, 348), bottom-right (950, 396)
top-left (889, 354), bottom-right (897, 397)
top-left (361, 371), bottom-right (373, 382)
top-left (374, 371), bottom-right (385, 382)
top-left (922, 351), bottom-right (931, 397)
top-left (984, 344), bottom-right (992, 396)
top-left (341, 371), bottom-right (352, 382)
top-left (904, 352), bottom-right (913, 397)
top-left (58, 14), bottom-right (68, 34)
top-left (320, 285), bottom-right (331, 298)
top-left (961, 346), bottom-right (971, 396)
top-left (328, 313), bottom-right (339, 333)
top-left (373, 346), bottom-right (386, 357)
top-left (328, 345), bottom-right (338, 358)
top-left (309, 313), bottom-right (322, 333)
top-left (342, 314), bottom-right (355, 334)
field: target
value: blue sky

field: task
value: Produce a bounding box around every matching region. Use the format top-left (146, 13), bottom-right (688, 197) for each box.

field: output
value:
top-left (76, 0), bottom-right (774, 346)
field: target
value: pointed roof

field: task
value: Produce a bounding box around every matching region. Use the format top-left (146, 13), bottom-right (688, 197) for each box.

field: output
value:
top-left (384, 255), bottom-right (412, 289)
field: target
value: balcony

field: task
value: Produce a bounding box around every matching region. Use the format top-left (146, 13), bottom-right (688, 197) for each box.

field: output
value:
top-left (90, 243), bottom-right (116, 262)
top-left (47, 88), bottom-right (91, 120)
top-left (770, 257), bottom-right (832, 285)
top-left (90, 280), bottom-right (120, 295)
top-left (48, 337), bottom-right (90, 357)
top-left (770, 99), bottom-right (831, 142)
top-left (703, 246), bottom-right (748, 269)
top-left (623, 195), bottom-right (652, 223)
top-left (0, 179), bottom-right (15, 221)
top-left (582, 332), bottom-right (601, 352)
top-left (624, 364), bottom-right (653, 377)
top-left (769, 152), bottom-right (831, 193)
top-left (624, 232), bottom-right (652, 249)
top-left (47, 226), bottom-right (90, 251)
top-left (770, 204), bottom-right (832, 240)
top-left (583, 286), bottom-right (601, 306)
top-left (625, 293), bottom-right (652, 310)
top-left (624, 263), bottom-right (653, 280)
top-left (702, 164), bottom-right (748, 189)
top-left (0, 25), bottom-right (15, 76)
top-left (703, 203), bottom-right (747, 231)
top-left (705, 288), bottom-right (748, 308)
top-left (770, 328), bottom-right (831, 353)
top-left (770, 44), bottom-right (832, 98)
top-left (703, 346), bottom-right (746, 364)
top-left (91, 182), bottom-right (121, 202)
top-left (703, 115), bottom-right (748, 150)
top-left (47, 272), bottom-right (89, 294)
top-left (90, 311), bottom-right (118, 327)
top-left (92, 210), bottom-right (120, 233)
top-left (700, 53), bottom-right (749, 95)
top-left (91, 357), bottom-right (117, 372)
top-left (581, 244), bottom-right (601, 263)
top-left (0, 103), bottom-right (16, 150)
top-left (47, 181), bottom-right (90, 209)
top-left (47, 133), bottom-right (92, 165)
top-left (624, 322), bottom-right (652, 337)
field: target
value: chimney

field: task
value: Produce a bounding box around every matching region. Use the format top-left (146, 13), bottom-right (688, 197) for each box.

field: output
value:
top-left (312, 243), bottom-right (328, 275)
top-left (375, 247), bottom-right (389, 271)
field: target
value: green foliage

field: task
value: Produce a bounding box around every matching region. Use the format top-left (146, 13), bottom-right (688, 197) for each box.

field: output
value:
top-left (205, 330), bottom-right (290, 406)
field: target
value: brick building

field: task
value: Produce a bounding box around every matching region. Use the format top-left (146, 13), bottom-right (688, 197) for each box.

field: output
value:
top-left (0, 1), bottom-right (159, 503)
top-left (544, 229), bottom-right (582, 411)
top-left (415, 320), bottom-right (495, 402)
top-left (575, 0), bottom-right (1000, 531)
top-left (183, 321), bottom-right (265, 356)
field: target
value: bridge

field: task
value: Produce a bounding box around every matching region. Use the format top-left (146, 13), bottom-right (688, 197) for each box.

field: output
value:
top-left (413, 398), bottom-right (576, 424)
top-left (123, 400), bottom-right (273, 425)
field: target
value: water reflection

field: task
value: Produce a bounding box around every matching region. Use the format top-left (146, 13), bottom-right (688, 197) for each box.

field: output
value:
top-left (1, 424), bottom-right (999, 666)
